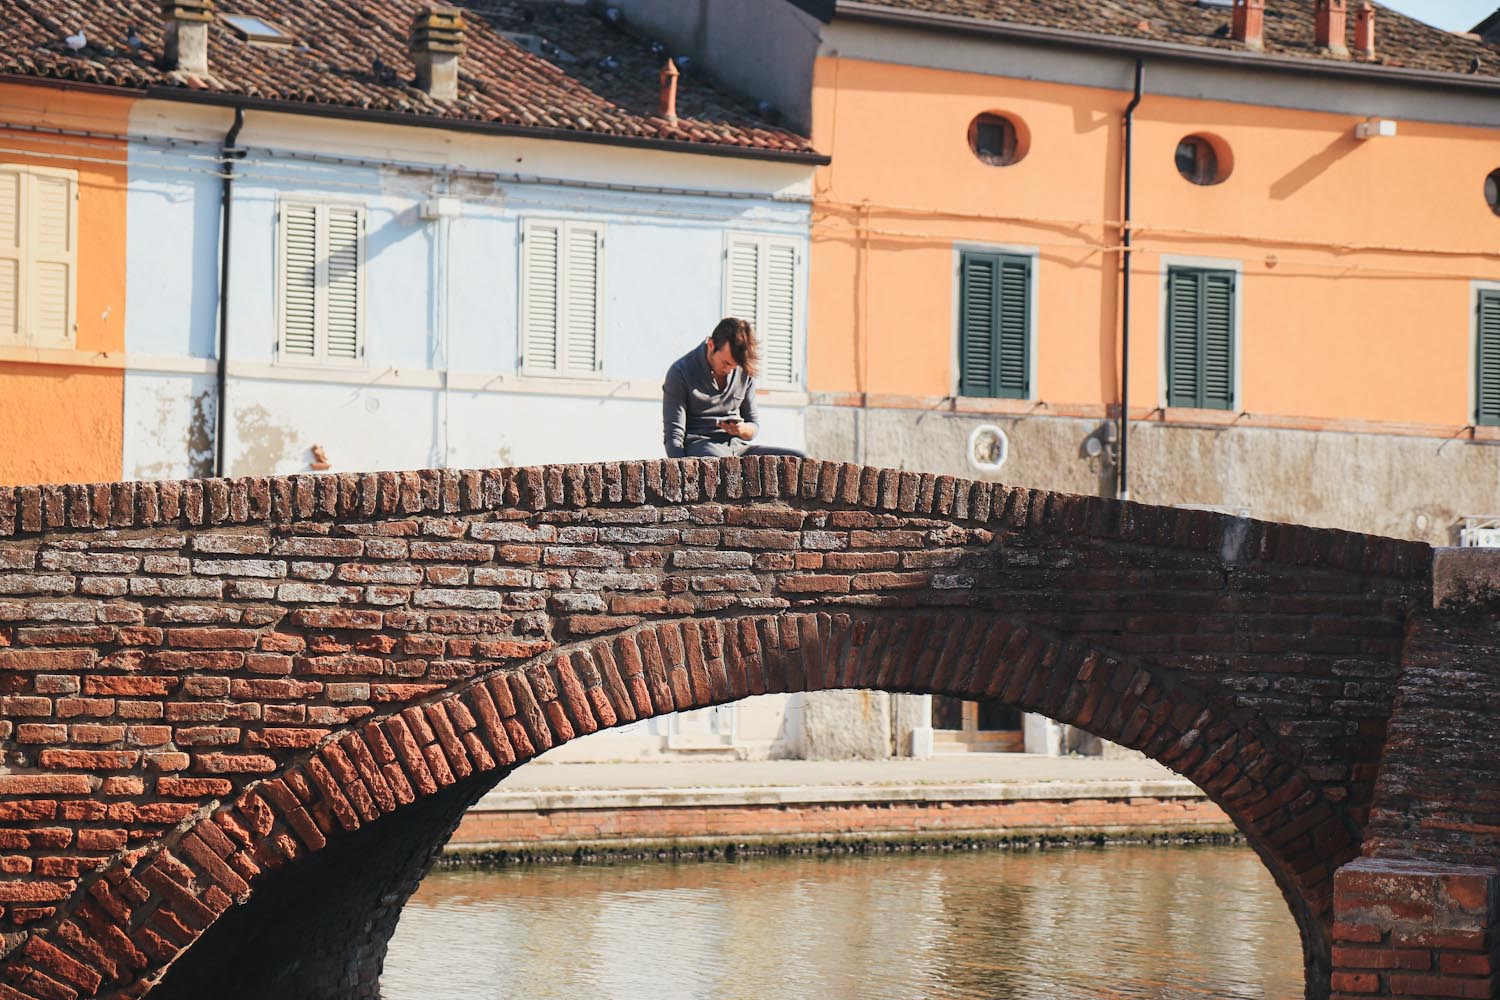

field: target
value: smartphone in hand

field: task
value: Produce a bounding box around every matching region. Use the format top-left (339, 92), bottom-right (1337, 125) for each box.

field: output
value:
top-left (717, 419), bottom-right (741, 434)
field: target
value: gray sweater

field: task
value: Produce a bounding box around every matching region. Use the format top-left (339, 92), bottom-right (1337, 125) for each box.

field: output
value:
top-left (662, 344), bottom-right (760, 458)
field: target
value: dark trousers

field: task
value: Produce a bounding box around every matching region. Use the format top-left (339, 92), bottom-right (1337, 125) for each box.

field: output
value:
top-left (682, 439), bottom-right (806, 459)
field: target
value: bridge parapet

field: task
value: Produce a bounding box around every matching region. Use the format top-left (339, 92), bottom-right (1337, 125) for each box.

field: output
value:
top-left (0, 459), bottom-right (1436, 999)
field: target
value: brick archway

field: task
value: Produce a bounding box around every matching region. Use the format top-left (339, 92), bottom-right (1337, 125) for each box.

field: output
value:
top-left (0, 459), bottom-right (1430, 999)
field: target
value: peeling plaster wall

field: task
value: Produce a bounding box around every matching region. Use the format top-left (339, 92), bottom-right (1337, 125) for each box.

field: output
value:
top-left (121, 104), bottom-right (813, 482)
top-left (807, 405), bottom-right (1500, 545)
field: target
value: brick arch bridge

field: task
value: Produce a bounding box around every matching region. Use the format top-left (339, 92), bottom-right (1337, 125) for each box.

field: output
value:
top-left (0, 457), bottom-right (1485, 1000)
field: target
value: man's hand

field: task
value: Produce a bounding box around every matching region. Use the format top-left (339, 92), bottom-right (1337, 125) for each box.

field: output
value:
top-left (718, 419), bottom-right (757, 441)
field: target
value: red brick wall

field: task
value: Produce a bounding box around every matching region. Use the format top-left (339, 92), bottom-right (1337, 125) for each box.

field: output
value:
top-left (1332, 858), bottom-right (1500, 999)
top-left (0, 459), bottom-right (1433, 999)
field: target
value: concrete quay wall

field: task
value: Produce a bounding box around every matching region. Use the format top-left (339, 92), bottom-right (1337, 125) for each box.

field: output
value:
top-left (446, 778), bottom-right (1233, 855)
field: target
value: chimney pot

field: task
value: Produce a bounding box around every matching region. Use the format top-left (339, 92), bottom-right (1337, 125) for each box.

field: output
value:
top-left (658, 58), bottom-right (679, 124)
top-left (1355, 2), bottom-right (1376, 59)
top-left (1231, 0), bottom-right (1265, 51)
top-left (410, 6), bottom-right (465, 101)
top-left (159, 0), bottom-right (214, 74)
top-left (1316, 0), bottom-right (1349, 56)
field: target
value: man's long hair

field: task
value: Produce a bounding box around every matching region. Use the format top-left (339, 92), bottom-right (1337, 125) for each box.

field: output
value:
top-left (710, 317), bottom-right (760, 377)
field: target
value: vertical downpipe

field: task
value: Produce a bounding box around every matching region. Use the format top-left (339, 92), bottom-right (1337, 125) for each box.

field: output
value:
top-left (213, 107), bottom-right (246, 478)
top-left (1118, 60), bottom-right (1145, 501)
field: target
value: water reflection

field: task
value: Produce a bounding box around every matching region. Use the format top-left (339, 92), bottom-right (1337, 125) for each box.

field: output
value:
top-left (382, 846), bottom-right (1301, 1000)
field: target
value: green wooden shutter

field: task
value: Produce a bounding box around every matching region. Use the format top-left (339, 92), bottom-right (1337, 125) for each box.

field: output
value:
top-left (959, 251), bottom-right (1030, 398)
top-left (1201, 270), bottom-right (1235, 410)
top-left (1479, 290), bottom-right (1500, 426)
top-left (959, 253), bottom-right (996, 397)
top-left (996, 254), bottom-right (1030, 398)
top-left (1167, 266), bottom-right (1235, 410)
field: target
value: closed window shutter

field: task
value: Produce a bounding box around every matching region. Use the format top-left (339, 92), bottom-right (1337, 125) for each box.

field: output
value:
top-left (0, 169), bottom-right (20, 344)
top-left (725, 235), bottom-right (800, 386)
top-left (521, 221), bottom-right (560, 372)
top-left (727, 239), bottom-right (759, 323)
top-left (762, 242), bottom-right (797, 385)
top-left (1201, 271), bottom-right (1235, 410)
top-left (0, 166), bottom-right (77, 347)
top-left (1167, 266), bottom-right (1235, 410)
top-left (279, 202), bottom-right (364, 363)
top-left (1478, 291), bottom-right (1500, 427)
top-left (996, 254), bottom-right (1030, 399)
top-left (562, 224), bottom-right (601, 374)
top-left (324, 206), bottom-right (362, 360)
top-left (280, 204), bottom-right (318, 357)
top-left (959, 253), bottom-right (997, 397)
top-left (28, 171), bottom-right (75, 346)
top-left (958, 251), bottom-right (1029, 399)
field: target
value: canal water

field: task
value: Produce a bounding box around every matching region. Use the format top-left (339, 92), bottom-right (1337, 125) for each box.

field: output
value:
top-left (381, 845), bottom-right (1303, 1000)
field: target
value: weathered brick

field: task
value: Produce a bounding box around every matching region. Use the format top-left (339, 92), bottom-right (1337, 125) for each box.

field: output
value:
top-left (414, 589), bottom-right (503, 610)
top-left (191, 559), bottom-right (287, 578)
top-left (272, 537), bottom-right (364, 558)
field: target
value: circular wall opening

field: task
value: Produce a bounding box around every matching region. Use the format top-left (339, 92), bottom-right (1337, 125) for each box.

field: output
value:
top-left (968, 112), bottom-right (1030, 167)
top-left (1485, 169), bottom-right (1500, 216)
top-left (1175, 134), bottom-right (1233, 186)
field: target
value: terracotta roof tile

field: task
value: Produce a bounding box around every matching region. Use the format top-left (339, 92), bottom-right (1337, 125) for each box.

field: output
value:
top-left (0, 0), bottom-right (818, 158)
top-left (846, 0), bottom-right (1500, 82)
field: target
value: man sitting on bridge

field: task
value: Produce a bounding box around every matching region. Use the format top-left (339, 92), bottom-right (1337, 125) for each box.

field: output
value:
top-left (662, 317), bottom-right (805, 459)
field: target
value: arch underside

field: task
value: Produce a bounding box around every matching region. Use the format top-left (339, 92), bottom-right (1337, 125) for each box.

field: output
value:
top-left (7, 608), bottom-right (1348, 1000)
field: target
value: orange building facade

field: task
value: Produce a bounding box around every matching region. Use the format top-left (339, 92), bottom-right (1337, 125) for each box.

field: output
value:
top-left (798, 2), bottom-right (1500, 544)
top-left (0, 82), bottom-right (129, 486)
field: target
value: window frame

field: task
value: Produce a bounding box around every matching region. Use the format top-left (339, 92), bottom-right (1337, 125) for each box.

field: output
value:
top-left (1158, 256), bottom-right (1243, 412)
top-left (517, 217), bottom-right (606, 380)
top-left (0, 162), bottom-right (79, 349)
top-left (721, 231), bottom-right (804, 390)
top-left (1472, 281), bottom-right (1500, 427)
top-left (274, 197), bottom-right (368, 368)
top-left (951, 243), bottom-right (1038, 401)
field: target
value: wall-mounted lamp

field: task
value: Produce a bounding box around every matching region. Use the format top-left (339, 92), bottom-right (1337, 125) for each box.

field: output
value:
top-left (1355, 118), bottom-right (1397, 140)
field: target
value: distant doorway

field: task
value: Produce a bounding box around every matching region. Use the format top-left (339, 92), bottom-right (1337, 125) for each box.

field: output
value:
top-left (931, 696), bottom-right (1023, 752)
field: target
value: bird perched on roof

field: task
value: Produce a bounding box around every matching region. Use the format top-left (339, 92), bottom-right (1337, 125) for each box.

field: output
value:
top-left (125, 25), bottom-right (143, 50)
top-left (64, 29), bottom-right (87, 51)
top-left (1470, 55), bottom-right (1484, 74)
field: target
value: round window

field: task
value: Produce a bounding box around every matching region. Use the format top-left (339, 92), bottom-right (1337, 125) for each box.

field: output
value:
top-left (1485, 169), bottom-right (1500, 216)
top-left (968, 113), bottom-right (1029, 166)
top-left (1175, 134), bottom-right (1232, 186)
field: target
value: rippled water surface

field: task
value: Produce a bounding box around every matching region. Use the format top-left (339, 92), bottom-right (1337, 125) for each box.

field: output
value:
top-left (382, 846), bottom-right (1302, 1000)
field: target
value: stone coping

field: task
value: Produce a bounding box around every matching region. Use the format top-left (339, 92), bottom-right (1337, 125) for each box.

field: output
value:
top-left (471, 777), bottom-right (1206, 812)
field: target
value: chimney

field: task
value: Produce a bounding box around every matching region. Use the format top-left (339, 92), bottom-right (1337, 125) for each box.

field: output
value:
top-left (1231, 0), bottom-right (1264, 51)
top-left (1355, 2), bottom-right (1376, 59)
top-left (658, 59), bottom-right (679, 124)
top-left (410, 6), bottom-right (464, 101)
top-left (1316, 0), bottom-right (1349, 56)
top-left (159, 0), bottom-right (214, 74)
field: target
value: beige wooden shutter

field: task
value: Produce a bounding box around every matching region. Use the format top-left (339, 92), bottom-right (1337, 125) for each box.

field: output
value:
top-left (324, 205), bottom-right (363, 361)
top-left (725, 235), bottom-right (799, 386)
top-left (521, 220), bottom-right (560, 372)
top-left (279, 202), bottom-right (364, 362)
top-left (0, 168), bottom-right (20, 345)
top-left (28, 171), bottom-right (75, 346)
top-left (726, 238), bottom-right (759, 325)
top-left (562, 223), bottom-right (601, 374)
top-left (280, 203), bottom-right (318, 358)
top-left (762, 241), bottom-right (798, 385)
